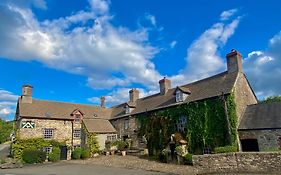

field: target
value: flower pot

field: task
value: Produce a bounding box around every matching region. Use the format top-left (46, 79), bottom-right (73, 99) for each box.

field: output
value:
top-left (106, 151), bottom-right (110, 156)
top-left (121, 150), bottom-right (126, 156)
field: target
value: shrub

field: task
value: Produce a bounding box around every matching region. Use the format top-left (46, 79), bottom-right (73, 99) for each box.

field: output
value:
top-left (214, 146), bottom-right (237, 154)
top-left (175, 146), bottom-right (184, 156)
top-left (22, 149), bottom-right (46, 164)
top-left (183, 153), bottom-right (193, 165)
top-left (116, 140), bottom-right (128, 151)
top-left (72, 147), bottom-right (82, 159)
top-left (81, 149), bottom-right (90, 159)
top-left (48, 147), bottom-right (60, 162)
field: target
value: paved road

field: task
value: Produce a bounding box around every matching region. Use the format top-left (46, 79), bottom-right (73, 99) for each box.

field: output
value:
top-left (0, 144), bottom-right (10, 158)
top-left (0, 162), bottom-right (168, 175)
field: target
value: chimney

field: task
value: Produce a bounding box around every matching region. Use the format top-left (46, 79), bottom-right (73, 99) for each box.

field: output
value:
top-left (100, 96), bottom-right (105, 108)
top-left (159, 77), bottom-right (171, 95)
top-left (129, 89), bottom-right (139, 103)
top-left (226, 49), bottom-right (243, 73)
top-left (21, 85), bottom-right (33, 103)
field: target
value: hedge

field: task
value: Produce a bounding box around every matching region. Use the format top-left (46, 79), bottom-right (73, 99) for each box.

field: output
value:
top-left (214, 145), bottom-right (237, 154)
top-left (22, 149), bottom-right (46, 164)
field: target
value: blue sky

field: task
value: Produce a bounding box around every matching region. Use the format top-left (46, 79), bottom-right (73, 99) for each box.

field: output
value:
top-left (1, 0), bottom-right (281, 120)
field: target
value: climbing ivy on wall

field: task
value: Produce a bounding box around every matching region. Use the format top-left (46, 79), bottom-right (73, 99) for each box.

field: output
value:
top-left (137, 93), bottom-right (237, 155)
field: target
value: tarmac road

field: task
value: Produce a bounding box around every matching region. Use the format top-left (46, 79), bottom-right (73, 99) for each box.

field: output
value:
top-left (0, 162), bottom-right (169, 175)
top-left (0, 144), bottom-right (10, 159)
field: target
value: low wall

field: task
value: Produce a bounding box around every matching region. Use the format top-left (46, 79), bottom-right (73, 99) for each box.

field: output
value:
top-left (193, 152), bottom-right (281, 174)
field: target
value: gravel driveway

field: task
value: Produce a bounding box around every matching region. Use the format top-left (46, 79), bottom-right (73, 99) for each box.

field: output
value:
top-left (70, 155), bottom-right (196, 175)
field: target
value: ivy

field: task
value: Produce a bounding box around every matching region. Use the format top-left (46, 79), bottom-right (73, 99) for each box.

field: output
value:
top-left (137, 93), bottom-right (238, 155)
top-left (11, 138), bottom-right (66, 160)
top-left (86, 133), bottom-right (100, 155)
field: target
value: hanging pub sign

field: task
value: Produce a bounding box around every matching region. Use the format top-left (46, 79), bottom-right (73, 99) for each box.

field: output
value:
top-left (21, 121), bottom-right (35, 129)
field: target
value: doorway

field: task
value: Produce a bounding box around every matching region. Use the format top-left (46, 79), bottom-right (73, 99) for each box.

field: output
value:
top-left (60, 146), bottom-right (68, 160)
top-left (240, 139), bottom-right (259, 152)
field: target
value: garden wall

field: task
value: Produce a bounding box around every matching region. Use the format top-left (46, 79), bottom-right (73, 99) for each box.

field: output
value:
top-left (193, 152), bottom-right (281, 174)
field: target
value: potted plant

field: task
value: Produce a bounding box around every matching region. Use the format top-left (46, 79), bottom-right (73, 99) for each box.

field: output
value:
top-left (105, 140), bottom-right (111, 156)
top-left (175, 146), bottom-right (184, 164)
top-left (110, 141), bottom-right (117, 155)
top-left (117, 141), bottom-right (128, 156)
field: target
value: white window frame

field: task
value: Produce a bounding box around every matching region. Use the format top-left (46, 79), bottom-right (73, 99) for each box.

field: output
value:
top-left (74, 114), bottom-right (81, 123)
top-left (44, 146), bottom-right (52, 155)
top-left (44, 128), bottom-right (54, 139)
top-left (176, 116), bottom-right (187, 132)
top-left (124, 119), bottom-right (129, 130)
top-left (125, 105), bottom-right (131, 114)
top-left (176, 90), bottom-right (183, 102)
top-left (107, 134), bottom-right (117, 141)
top-left (73, 129), bottom-right (81, 138)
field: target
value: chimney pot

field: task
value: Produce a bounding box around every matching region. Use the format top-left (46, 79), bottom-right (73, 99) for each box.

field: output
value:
top-left (159, 77), bottom-right (171, 95)
top-left (21, 85), bottom-right (33, 103)
top-left (226, 49), bottom-right (243, 73)
top-left (100, 96), bottom-right (105, 108)
top-left (129, 89), bottom-right (139, 103)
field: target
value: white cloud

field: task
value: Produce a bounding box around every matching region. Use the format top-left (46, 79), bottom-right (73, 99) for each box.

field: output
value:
top-left (88, 87), bottom-right (157, 106)
top-left (0, 89), bottom-right (19, 120)
top-left (145, 14), bottom-right (157, 27)
top-left (244, 32), bottom-right (281, 99)
top-left (170, 15), bottom-right (240, 86)
top-left (220, 9), bottom-right (238, 21)
top-left (170, 40), bottom-right (177, 48)
top-left (0, 0), bottom-right (162, 89)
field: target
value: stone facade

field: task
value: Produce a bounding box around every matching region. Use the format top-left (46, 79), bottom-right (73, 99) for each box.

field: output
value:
top-left (239, 129), bottom-right (281, 151)
top-left (18, 118), bottom-right (73, 146)
top-left (193, 152), bottom-right (281, 174)
top-left (111, 117), bottom-right (140, 149)
top-left (234, 73), bottom-right (257, 123)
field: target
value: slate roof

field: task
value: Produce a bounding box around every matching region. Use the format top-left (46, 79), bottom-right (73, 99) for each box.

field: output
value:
top-left (83, 118), bottom-right (116, 133)
top-left (111, 71), bottom-right (239, 119)
top-left (19, 98), bottom-right (111, 120)
top-left (238, 102), bottom-right (281, 130)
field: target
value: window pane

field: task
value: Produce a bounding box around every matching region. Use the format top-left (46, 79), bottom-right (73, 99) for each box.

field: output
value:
top-left (73, 129), bottom-right (81, 138)
top-left (44, 129), bottom-right (53, 139)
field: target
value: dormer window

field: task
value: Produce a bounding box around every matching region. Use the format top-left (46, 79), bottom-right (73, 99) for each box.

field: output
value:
top-left (74, 114), bottom-right (81, 123)
top-left (176, 90), bottom-right (183, 102)
top-left (174, 86), bottom-right (191, 103)
top-left (125, 105), bottom-right (131, 114)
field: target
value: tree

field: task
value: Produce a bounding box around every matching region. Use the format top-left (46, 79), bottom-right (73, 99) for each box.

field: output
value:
top-left (261, 96), bottom-right (281, 103)
top-left (0, 119), bottom-right (13, 143)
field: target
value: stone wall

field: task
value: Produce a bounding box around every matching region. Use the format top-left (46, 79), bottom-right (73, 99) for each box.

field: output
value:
top-left (193, 152), bottom-right (281, 174)
top-left (111, 116), bottom-right (140, 148)
top-left (18, 118), bottom-right (73, 146)
top-left (239, 129), bottom-right (281, 151)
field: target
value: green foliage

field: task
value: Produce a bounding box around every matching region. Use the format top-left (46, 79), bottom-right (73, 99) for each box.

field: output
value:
top-left (183, 153), bottom-right (193, 165)
top-left (261, 96), bottom-right (281, 103)
top-left (11, 138), bottom-right (65, 160)
top-left (81, 149), bottom-right (90, 159)
top-left (72, 147), bottom-right (82, 159)
top-left (137, 93), bottom-right (238, 155)
top-left (22, 149), bottom-right (46, 164)
top-left (114, 140), bottom-right (128, 151)
top-left (86, 133), bottom-right (100, 155)
top-left (0, 119), bottom-right (13, 144)
top-left (175, 146), bottom-right (184, 155)
top-left (214, 145), bottom-right (237, 153)
top-left (48, 147), bottom-right (60, 162)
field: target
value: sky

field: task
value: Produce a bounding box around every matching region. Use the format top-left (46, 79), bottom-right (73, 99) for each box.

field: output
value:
top-left (1, 0), bottom-right (281, 120)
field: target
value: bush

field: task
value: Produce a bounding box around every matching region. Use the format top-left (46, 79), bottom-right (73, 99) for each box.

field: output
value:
top-left (48, 147), bottom-right (60, 162)
top-left (116, 140), bottom-right (128, 151)
top-left (81, 149), bottom-right (90, 159)
top-left (22, 149), bottom-right (46, 164)
top-left (72, 147), bottom-right (82, 159)
top-left (183, 153), bottom-right (193, 165)
top-left (214, 146), bottom-right (237, 154)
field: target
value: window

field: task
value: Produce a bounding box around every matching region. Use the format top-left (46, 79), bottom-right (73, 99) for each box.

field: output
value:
top-left (125, 105), bottom-right (131, 114)
top-left (176, 90), bottom-right (183, 102)
top-left (74, 114), bottom-right (81, 123)
top-left (107, 134), bottom-right (117, 141)
top-left (44, 146), bottom-right (52, 155)
top-left (44, 129), bottom-right (54, 139)
top-left (124, 119), bottom-right (129, 130)
top-left (176, 116), bottom-right (187, 132)
top-left (73, 129), bottom-right (81, 138)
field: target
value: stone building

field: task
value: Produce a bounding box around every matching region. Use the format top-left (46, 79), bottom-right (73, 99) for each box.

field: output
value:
top-left (17, 49), bottom-right (279, 156)
top-left (238, 102), bottom-right (281, 151)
